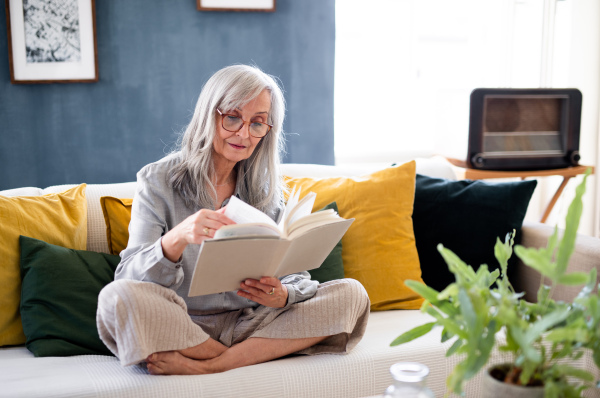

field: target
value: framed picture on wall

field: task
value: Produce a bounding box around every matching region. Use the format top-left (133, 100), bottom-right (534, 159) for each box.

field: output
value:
top-left (197, 0), bottom-right (276, 12)
top-left (5, 0), bottom-right (99, 84)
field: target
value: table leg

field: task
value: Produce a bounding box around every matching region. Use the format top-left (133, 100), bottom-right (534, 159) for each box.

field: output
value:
top-left (540, 176), bottom-right (572, 223)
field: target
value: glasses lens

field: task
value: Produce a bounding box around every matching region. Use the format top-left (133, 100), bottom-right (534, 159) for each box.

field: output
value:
top-left (250, 123), bottom-right (269, 137)
top-left (223, 115), bottom-right (243, 132)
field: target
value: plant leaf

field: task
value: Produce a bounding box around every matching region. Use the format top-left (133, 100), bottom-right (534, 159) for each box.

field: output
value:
top-left (404, 280), bottom-right (440, 303)
top-left (510, 326), bottom-right (541, 363)
top-left (437, 244), bottom-right (476, 283)
top-left (557, 272), bottom-right (592, 286)
top-left (457, 288), bottom-right (477, 332)
top-left (555, 169), bottom-right (591, 275)
top-left (514, 245), bottom-right (555, 279)
top-left (537, 284), bottom-right (551, 305)
top-left (494, 231), bottom-right (515, 280)
top-left (390, 322), bottom-right (436, 346)
top-left (545, 327), bottom-right (590, 343)
top-left (437, 319), bottom-right (468, 340)
top-left (551, 364), bottom-right (595, 382)
top-left (446, 338), bottom-right (463, 357)
top-left (576, 268), bottom-right (598, 300)
top-left (525, 306), bottom-right (571, 344)
top-left (467, 320), bottom-right (496, 379)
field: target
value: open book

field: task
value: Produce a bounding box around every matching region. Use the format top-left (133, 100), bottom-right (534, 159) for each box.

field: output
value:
top-left (188, 188), bottom-right (353, 296)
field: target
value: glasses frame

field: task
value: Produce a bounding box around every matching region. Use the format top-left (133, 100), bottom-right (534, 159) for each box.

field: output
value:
top-left (216, 108), bottom-right (273, 138)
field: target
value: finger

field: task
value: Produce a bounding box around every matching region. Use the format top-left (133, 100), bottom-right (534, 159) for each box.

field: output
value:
top-left (199, 219), bottom-right (227, 233)
top-left (239, 281), bottom-right (266, 296)
top-left (237, 284), bottom-right (287, 308)
top-left (204, 210), bottom-right (235, 226)
top-left (259, 277), bottom-right (280, 288)
top-left (237, 288), bottom-right (272, 305)
top-left (243, 278), bottom-right (273, 294)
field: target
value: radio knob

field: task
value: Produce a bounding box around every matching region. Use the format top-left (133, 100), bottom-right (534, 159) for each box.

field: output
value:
top-left (569, 151), bottom-right (581, 165)
top-left (471, 154), bottom-right (485, 168)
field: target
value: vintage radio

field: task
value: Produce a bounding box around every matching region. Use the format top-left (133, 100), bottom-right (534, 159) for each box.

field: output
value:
top-left (467, 88), bottom-right (582, 170)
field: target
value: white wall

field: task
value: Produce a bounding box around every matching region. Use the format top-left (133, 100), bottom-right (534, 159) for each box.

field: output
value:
top-left (544, 0), bottom-right (600, 237)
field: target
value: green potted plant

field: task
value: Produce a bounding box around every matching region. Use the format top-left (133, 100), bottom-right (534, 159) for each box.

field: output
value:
top-left (392, 170), bottom-right (600, 398)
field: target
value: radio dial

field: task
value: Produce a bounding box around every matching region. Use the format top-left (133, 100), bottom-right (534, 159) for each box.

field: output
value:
top-left (471, 154), bottom-right (485, 168)
top-left (568, 151), bottom-right (581, 165)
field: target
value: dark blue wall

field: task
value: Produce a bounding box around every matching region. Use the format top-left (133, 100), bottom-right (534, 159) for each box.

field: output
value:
top-left (0, 0), bottom-right (335, 190)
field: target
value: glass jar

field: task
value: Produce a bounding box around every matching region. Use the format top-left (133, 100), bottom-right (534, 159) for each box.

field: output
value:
top-left (383, 362), bottom-right (435, 398)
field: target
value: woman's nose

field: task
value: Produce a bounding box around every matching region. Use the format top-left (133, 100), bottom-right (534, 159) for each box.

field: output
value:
top-left (236, 122), bottom-right (251, 138)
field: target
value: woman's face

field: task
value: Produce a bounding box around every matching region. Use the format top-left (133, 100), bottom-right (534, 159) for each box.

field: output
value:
top-left (212, 90), bottom-right (271, 169)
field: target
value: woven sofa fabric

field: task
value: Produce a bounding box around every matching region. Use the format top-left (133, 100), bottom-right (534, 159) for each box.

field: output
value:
top-left (280, 157), bottom-right (457, 180)
top-left (5, 310), bottom-right (595, 398)
top-left (0, 311), bottom-right (500, 398)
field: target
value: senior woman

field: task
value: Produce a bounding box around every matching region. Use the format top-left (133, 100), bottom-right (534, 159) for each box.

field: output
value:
top-left (97, 64), bottom-right (370, 376)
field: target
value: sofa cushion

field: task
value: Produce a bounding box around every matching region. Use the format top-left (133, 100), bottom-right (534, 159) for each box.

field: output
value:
top-left (413, 175), bottom-right (537, 292)
top-left (19, 236), bottom-right (119, 357)
top-left (0, 184), bottom-right (87, 347)
top-left (307, 202), bottom-right (345, 283)
top-left (100, 196), bottom-right (133, 255)
top-left (285, 161), bottom-right (424, 311)
top-left (280, 156), bottom-right (457, 180)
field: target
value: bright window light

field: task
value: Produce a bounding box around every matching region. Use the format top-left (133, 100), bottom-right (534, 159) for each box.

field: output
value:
top-left (334, 0), bottom-right (567, 165)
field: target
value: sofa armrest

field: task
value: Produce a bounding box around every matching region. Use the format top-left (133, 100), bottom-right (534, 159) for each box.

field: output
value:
top-left (514, 220), bottom-right (600, 302)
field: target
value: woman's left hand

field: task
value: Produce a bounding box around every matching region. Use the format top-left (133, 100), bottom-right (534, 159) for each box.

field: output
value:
top-left (237, 277), bottom-right (288, 308)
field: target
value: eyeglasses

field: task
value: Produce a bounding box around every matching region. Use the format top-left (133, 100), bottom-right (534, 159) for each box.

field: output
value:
top-left (216, 108), bottom-right (273, 138)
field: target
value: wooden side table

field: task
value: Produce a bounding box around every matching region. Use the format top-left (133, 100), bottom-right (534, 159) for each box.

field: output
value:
top-left (445, 158), bottom-right (595, 223)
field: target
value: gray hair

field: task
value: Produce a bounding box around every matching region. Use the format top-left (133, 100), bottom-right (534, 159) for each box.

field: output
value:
top-left (169, 64), bottom-right (286, 216)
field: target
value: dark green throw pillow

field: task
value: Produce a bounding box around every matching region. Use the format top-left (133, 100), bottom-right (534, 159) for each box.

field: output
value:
top-left (413, 175), bottom-right (537, 292)
top-left (307, 202), bottom-right (345, 283)
top-left (19, 235), bottom-right (120, 357)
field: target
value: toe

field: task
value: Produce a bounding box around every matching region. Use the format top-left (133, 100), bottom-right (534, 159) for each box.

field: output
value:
top-left (147, 362), bottom-right (164, 375)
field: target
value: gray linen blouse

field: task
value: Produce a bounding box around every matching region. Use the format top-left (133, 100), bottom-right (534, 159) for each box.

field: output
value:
top-left (114, 153), bottom-right (318, 313)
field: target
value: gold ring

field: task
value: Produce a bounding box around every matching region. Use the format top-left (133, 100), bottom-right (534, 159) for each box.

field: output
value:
top-left (268, 288), bottom-right (275, 295)
top-left (203, 227), bottom-right (209, 235)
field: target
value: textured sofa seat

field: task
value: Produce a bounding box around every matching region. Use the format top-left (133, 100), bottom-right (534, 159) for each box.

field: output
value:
top-left (1, 158), bottom-right (599, 398)
top-left (1, 311), bottom-right (448, 398)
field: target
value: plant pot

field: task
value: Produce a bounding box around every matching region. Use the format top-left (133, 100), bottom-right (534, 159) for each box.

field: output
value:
top-left (482, 364), bottom-right (544, 398)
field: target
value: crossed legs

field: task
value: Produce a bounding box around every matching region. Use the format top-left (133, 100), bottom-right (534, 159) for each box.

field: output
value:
top-left (146, 335), bottom-right (328, 375)
top-left (98, 279), bottom-right (369, 373)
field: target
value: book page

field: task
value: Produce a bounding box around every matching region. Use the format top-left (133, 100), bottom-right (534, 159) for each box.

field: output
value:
top-left (282, 192), bottom-right (316, 235)
top-left (277, 185), bottom-right (300, 230)
top-left (285, 209), bottom-right (338, 238)
top-left (224, 196), bottom-right (278, 228)
top-left (213, 223), bottom-right (281, 239)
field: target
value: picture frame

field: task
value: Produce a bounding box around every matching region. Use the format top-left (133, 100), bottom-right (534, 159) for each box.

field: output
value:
top-left (197, 0), bottom-right (276, 12)
top-left (5, 0), bottom-right (99, 84)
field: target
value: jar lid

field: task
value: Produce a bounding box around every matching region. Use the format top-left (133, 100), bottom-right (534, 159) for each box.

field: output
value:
top-left (390, 362), bottom-right (430, 382)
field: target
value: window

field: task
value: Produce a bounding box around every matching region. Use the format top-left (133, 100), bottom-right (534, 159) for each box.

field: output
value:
top-left (335, 0), bottom-right (571, 164)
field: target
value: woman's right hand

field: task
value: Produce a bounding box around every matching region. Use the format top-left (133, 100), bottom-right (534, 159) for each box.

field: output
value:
top-left (161, 207), bottom-right (235, 262)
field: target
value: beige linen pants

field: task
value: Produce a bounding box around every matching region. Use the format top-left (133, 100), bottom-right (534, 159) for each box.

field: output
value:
top-left (97, 278), bottom-right (370, 366)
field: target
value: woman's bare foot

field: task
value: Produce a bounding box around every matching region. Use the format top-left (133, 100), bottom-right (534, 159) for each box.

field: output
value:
top-left (146, 351), bottom-right (214, 375)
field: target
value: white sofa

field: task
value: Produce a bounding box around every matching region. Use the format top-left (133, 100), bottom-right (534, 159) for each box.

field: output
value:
top-left (1, 158), bottom-right (599, 398)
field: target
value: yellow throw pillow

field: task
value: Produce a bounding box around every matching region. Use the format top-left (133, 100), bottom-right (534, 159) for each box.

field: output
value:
top-left (285, 161), bottom-right (424, 311)
top-left (0, 184), bottom-right (87, 346)
top-left (100, 197), bottom-right (133, 255)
